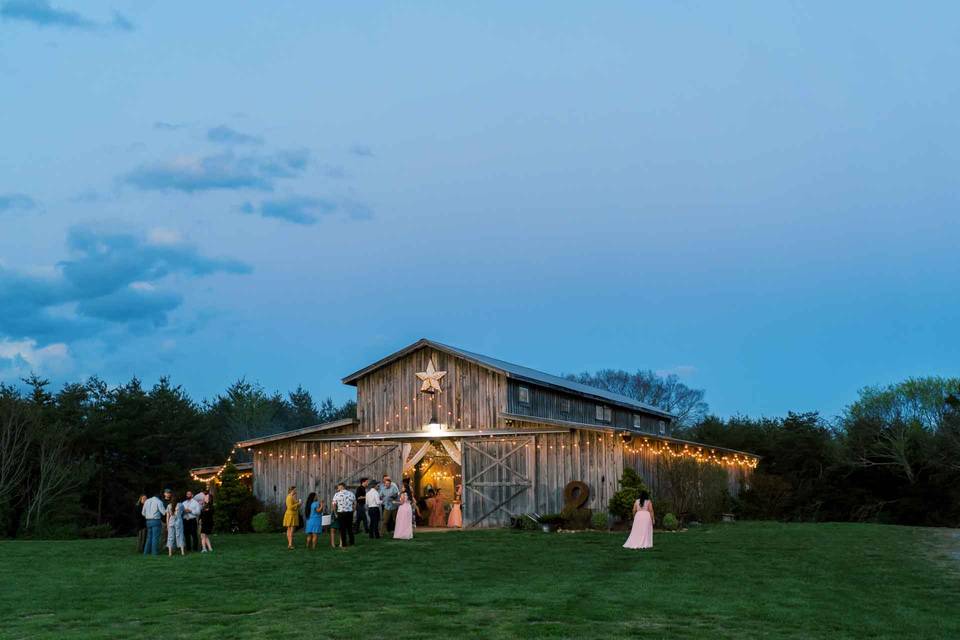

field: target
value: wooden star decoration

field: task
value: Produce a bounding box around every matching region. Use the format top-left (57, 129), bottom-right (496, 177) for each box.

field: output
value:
top-left (415, 358), bottom-right (446, 394)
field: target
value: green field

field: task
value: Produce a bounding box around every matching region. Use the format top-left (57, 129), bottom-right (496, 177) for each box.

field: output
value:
top-left (1, 522), bottom-right (958, 639)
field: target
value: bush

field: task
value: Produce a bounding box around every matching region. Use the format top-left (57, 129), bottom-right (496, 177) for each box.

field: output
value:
top-left (608, 468), bottom-right (650, 522)
top-left (561, 505), bottom-right (592, 530)
top-left (251, 512), bottom-right (272, 533)
top-left (540, 513), bottom-right (563, 525)
top-left (662, 513), bottom-right (679, 531)
top-left (591, 511), bottom-right (609, 530)
top-left (519, 515), bottom-right (540, 531)
top-left (214, 462), bottom-right (255, 533)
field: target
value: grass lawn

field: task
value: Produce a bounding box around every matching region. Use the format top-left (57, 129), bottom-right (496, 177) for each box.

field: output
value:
top-left (2, 522), bottom-right (958, 639)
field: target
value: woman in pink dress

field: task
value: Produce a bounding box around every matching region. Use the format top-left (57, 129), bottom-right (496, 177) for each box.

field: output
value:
top-left (393, 492), bottom-right (414, 540)
top-left (623, 490), bottom-right (654, 550)
top-left (447, 483), bottom-right (463, 528)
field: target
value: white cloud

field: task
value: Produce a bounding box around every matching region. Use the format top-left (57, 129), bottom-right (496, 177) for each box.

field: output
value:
top-left (656, 365), bottom-right (698, 378)
top-left (0, 338), bottom-right (72, 376)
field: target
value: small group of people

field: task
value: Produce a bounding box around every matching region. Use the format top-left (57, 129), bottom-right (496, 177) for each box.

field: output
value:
top-left (138, 488), bottom-right (214, 557)
top-left (283, 475), bottom-right (463, 549)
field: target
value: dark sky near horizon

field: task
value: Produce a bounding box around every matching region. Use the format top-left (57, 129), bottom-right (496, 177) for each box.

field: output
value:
top-left (1, 1), bottom-right (957, 419)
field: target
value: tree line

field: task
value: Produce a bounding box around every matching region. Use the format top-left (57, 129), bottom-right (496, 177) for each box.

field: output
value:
top-left (577, 370), bottom-right (960, 527)
top-left (1, 369), bottom-right (956, 538)
top-left (0, 375), bottom-right (354, 538)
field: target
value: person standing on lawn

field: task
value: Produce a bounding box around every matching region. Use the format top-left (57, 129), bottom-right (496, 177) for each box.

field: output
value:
top-left (353, 478), bottom-right (368, 534)
top-left (135, 495), bottom-right (148, 553)
top-left (623, 490), bottom-right (654, 550)
top-left (332, 482), bottom-right (356, 548)
top-left (393, 492), bottom-right (414, 540)
top-left (141, 489), bottom-right (169, 556)
top-left (378, 475), bottom-right (400, 535)
top-left (199, 498), bottom-right (214, 553)
top-left (304, 492), bottom-right (324, 550)
top-left (365, 481), bottom-right (382, 539)
top-left (166, 494), bottom-right (186, 557)
top-left (182, 490), bottom-right (201, 553)
top-left (283, 486), bottom-right (301, 550)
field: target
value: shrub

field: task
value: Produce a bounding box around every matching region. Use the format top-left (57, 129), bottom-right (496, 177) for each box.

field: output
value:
top-left (662, 513), bottom-right (679, 531)
top-left (561, 505), bottom-right (591, 530)
top-left (520, 515), bottom-right (540, 531)
top-left (214, 462), bottom-right (255, 533)
top-left (540, 513), bottom-right (563, 525)
top-left (591, 511), bottom-right (609, 530)
top-left (251, 512), bottom-right (272, 533)
top-left (608, 468), bottom-right (650, 522)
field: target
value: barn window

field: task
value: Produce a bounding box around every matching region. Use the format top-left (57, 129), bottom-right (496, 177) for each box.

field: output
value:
top-left (596, 405), bottom-right (611, 422)
top-left (518, 386), bottom-right (530, 404)
top-left (560, 398), bottom-right (571, 414)
top-left (658, 421), bottom-right (667, 435)
top-left (633, 415), bottom-right (642, 429)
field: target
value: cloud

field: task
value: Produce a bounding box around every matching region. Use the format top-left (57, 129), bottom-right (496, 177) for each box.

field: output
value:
top-left (207, 125), bottom-right (263, 146)
top-left (0, 0), bottom-right (134, 32)
top-left (122, 149), bottom-right (310, 193)
top-left (0, 338), bottom-right (71, 378)
top-left (656, 365), bottom-right (698, 378)
top-left (0, 193), bottom-right (37, 213)
top-left (350, 144), bottom-right (374, 158)
top-left (0, 225), bottom-right (251, 346)
top-left (240, 196), bottom-right (373, 225)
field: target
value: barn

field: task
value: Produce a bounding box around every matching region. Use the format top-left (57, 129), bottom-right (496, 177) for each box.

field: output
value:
top-left (238, 339), bottom-right (758, 527)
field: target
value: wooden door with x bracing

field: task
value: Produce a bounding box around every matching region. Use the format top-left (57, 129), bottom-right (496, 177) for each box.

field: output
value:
top-left (462, 437), bottom-right (535, 527)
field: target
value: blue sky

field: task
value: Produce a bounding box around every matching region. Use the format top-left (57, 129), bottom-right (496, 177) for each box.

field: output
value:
top-left (1, 1), bottom-right (957, 419)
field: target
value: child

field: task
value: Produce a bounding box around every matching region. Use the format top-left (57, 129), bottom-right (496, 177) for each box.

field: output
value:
top-left (166, 496), bottom-right (185, 557)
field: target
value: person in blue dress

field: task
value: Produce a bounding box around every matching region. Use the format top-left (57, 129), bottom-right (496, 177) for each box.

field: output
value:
top-left (304, 492), bottom-right (324, 550)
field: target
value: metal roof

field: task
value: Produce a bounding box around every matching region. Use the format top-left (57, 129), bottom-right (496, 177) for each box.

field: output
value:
top-left (235, 418), bottom-right (358, 448)
top-left (341, 338), bottom-right (674, 420)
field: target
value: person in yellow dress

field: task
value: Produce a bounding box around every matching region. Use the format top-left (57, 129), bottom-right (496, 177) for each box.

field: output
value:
top-left (283, 486), bottom-right (301, 549)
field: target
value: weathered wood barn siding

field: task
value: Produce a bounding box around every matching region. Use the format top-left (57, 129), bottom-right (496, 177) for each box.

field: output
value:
top-left (251, 440), bottom-right (402, 506)
top-left (354, 347), bottom-right (507, 434)
top-left (622, 445), bottom-right (751, 496)
top-left (507, 381), bottom-right (669, 436)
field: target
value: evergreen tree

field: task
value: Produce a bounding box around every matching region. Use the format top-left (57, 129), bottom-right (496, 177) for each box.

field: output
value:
top-left (213, 461), bottom-right (253, 533)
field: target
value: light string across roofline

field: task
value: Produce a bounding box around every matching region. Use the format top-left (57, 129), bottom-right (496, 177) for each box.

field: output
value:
top-left (190, 447), bottom-right (253, 485)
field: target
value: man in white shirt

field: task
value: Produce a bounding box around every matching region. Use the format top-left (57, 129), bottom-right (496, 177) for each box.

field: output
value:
top-left (182, 491), bottom-right (201, 553)
top-left (141, 489), bottom-right (170, 556)
top-left (331, 482), bottom-right (356, 548)
top-left (365, 483), bottom-right (382, 539)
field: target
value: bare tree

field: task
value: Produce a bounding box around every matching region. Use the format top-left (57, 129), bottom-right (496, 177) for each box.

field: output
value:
top-left (566, 369), bottom-right (708, 426)
top-left (0, 389), bottom-right (32, 508)
top-left (24, 424), bottom-right (91, 532)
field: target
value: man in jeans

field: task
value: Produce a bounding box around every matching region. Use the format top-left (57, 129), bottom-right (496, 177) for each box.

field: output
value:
top-left (378, 475), bottom-right (400, 535)
top-left (141, 488), bottom-right (169, 556)
top-left (353, 478), bottom-right (368, 534)
top-left (332, 482), bottom-right (356, 547)
top-left (182, 490), bottom-right (201, 553)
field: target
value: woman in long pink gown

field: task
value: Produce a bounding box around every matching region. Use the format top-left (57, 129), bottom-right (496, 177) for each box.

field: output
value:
top-left (623, 491), bottom-right (654, 550)
top-left (447, 484), bottom-right (463, 528)
top-left (427, 490), bottom-right (447, 527)
top-left (393, 493), bottom-right (414, 540)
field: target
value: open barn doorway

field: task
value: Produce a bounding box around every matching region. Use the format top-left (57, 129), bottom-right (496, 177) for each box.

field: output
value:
top-left (404, 440), bottom-right (463, 528)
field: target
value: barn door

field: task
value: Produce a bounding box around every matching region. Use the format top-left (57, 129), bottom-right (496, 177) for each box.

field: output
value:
top-left (462, 437), bottom-right (535, 527)
top-left (335, 443), bottom-right (402, 487)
